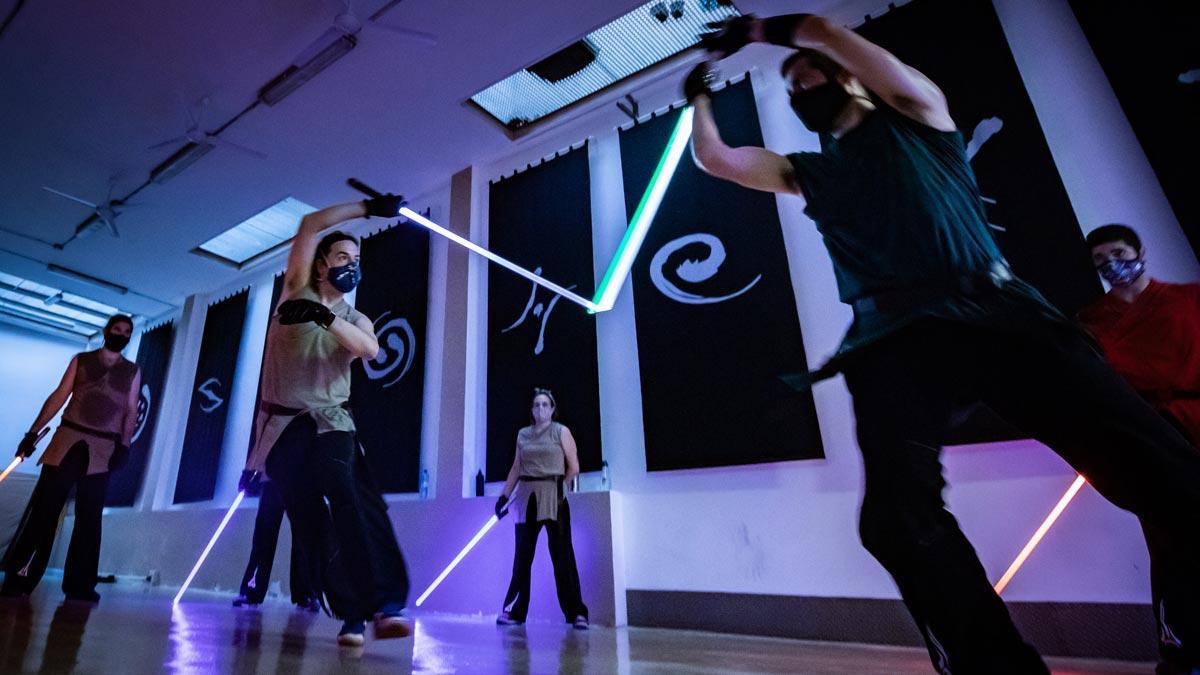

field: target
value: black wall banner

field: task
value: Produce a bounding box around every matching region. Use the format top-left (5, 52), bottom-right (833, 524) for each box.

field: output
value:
top-left (106, 321), bottom-right (174, 507)
top-left (1069, 1), bottom-right (1200, 261)
top-left (350, 220), bottom-right (430, 493)
top-left (175, 289), bottom-right (249, 504)
top-left (485, 146), bottom-right (603, 480)
top-left (856, 0), bottom-right (1100, 444)
top-left (621, 79), bottom-right (823, 472)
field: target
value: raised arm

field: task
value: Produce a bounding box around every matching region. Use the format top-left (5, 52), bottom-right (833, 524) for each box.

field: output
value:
top-left (685, 63), bottom-right (803, 196)
top-left (283, 202), bottom-right (369, 295)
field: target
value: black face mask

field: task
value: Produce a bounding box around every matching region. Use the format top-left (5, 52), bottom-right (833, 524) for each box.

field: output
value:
top-left (789, 82), bottom-right (852, 133)
top-left (103, 333), bottom-right (130, 352)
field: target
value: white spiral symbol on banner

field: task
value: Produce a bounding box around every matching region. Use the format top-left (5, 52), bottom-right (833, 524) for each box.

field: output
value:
top-left (132, 383), bottom-right (151, 443)
top-left (197, 377), bottom-right (224, 413)
top-left (364, 311), bottom-right (416, 389)
top-left (650, 233), bottom-right (761, 304)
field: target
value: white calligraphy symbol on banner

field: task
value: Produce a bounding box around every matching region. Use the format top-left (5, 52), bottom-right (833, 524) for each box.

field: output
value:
top-left (132, 383), bottom-right (151, 442)
top-left (650, 233), bottom-right (761, 305)
top-left (197, 377), bottom-right (224, 413)
top-left (966, 116), bottom-right (1007, 233)
top-left (502, 266), bottom-right (575, 356)
top-left (364, 312), bottom-right (417, 388)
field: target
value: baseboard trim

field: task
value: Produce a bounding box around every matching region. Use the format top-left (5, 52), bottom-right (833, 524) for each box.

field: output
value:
top-left (626, 590), bottom-right (1157, 662)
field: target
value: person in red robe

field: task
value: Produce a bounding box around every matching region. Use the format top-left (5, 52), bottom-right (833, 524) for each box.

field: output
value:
top-left (1078, 224), bottom-right (1200, 446)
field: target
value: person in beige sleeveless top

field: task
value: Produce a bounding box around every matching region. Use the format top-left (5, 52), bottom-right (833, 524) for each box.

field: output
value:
top-left (495, 388), bottom-right (589, 629)
top-left (3, 314), bottom-right (140, 602)
top-left (245, 195), bottom-right (412, 648)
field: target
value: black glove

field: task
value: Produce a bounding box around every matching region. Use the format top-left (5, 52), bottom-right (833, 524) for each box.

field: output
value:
top-left (495, 495), bottom-right (509, 519)
top-left (108, 443), bottom-right (129, 471)
top-left (683, 62), bottom-right (718, 103)
top-left (16, 431), bottom-right (39, 459)
top-left (759, 13), bottom-right (815, 48)
top-left (238, 470), bottom-right (262, 494)
top-left (277, 299), bottom-right (335, 328)
top-left (697, 14), bottom-right (759, 57)
top-left (362, 193), bottom-right (407, 218)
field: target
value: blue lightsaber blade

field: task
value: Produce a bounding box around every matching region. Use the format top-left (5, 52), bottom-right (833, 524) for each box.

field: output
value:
top-left (173, 490), bottom-right (246, 605)
top-left (414, 514), bottom-right (500, 607)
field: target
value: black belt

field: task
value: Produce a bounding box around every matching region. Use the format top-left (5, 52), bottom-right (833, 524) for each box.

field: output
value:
top-left (519, 475), bottom-right (562, 483)
top-left (260, 401), bottom-right (351, 416)
top-left (61, 419), bottom-right (122, 443)
top-left (852, 262), bottom-right (1013, 315)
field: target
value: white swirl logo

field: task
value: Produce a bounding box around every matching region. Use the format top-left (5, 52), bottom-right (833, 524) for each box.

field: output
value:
top-left (650, 233), bottom-right (761, 304)
top-left (364, 311), bottom-right (416, 388)
top-left (197, 377), bottom-right (224, 413)
top-left (132, 383), bottom-right (151, 443)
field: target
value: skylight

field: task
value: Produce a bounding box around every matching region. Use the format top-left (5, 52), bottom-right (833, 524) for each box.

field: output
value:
top-left (195, 197), bottom-right (316, 266)
top-left (0, 270), bottom-right (127, 338)
top-left (469, 0), bottom-right (740, 133)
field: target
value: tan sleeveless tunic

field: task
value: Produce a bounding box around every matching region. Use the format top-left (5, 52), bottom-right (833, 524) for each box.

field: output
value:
top-left (510, 422), bottom-right (568, 523)
top-left (41, 350), bottom-right (139, 475)
top-left (247, 287), bottom-right (365, 473)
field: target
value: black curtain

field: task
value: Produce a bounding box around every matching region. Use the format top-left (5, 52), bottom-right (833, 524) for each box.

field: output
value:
top-left (620, 79), bottom-right (823, 472)
top-left (105, 321), bottom-right (174, 507)
top-left (856, 0), bottom-right (1100, 444)
top-left (486, 146), bottom-right (603, 480)
top-left (175, 289), bottom-right (249, 504)
top-left (350, 220), bottom-right (430, 493)
top-left (1069, 0), bottom-right (1200, 261)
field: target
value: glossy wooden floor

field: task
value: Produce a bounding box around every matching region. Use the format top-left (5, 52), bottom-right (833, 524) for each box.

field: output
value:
top-left (0, 582), bottom-right (1154, 674)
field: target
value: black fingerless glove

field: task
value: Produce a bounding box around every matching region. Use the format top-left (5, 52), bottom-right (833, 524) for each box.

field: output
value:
top-left (683, 62), bottom-right (718, 103)
top-left (362, 193), bottom-right (407, 218)
top-left (238, 469), bottom-right (262, 495)
top-left (16, 431), bottom-right (38, 458)
top-left (698, 14), bottom-right (758, 57)
top-left (277, 299), bottom-right (335, 328)
top-left (495, 494), bottom-right (509, 518)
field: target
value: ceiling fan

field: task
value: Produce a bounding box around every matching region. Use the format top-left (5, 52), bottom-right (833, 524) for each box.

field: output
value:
top-left (293, 0), bottom-right (438, 64)
top-left (41, 180), bottom-right (130, 240)
top-left (148, 96), bottom-right (267, 160)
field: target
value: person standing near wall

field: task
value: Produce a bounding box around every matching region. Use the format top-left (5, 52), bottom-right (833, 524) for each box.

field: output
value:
top-left (230, 472), bottom-right (317, 611)
top-left (2, 314), bottom-right (140, 602)
top-left (689, 12), bottom-right (1200, 674)
top-left (246, 196), bottom-right (411, 647)
top-left (494, 388), bottom-right (589, 630)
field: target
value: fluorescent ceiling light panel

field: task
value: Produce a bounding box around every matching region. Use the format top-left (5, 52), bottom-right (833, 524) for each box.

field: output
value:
top-left (470, 0), bottom-right (738, 129)
top-left (197, 197), bottom-right (316, 265)
top-left (0, 270), bottom-right (125, 336)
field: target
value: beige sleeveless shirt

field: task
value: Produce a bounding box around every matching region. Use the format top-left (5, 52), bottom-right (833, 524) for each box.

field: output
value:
top-left (41, 350), bottom-right (139, 475)
top-left (510, 422), bottom-right (568, 523)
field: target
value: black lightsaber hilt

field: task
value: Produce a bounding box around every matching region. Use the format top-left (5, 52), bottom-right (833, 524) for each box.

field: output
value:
top-left (347, 177), bottom-right (383, 199)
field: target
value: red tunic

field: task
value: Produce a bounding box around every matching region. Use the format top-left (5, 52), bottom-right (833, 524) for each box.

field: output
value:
top-left (1078, 279), bottom-right (1200, 446)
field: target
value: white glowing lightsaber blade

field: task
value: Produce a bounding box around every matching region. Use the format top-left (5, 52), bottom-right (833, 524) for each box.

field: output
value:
top-left (0, 457), bottom-right (22, 484)
top-left (173, 490), bottom-right (246, 605)
top-left (414, 514), bottom-right (500, 607)
top-left (993, 474), bottom-right (1087, 595)
top-left (591, 105), bottom-right (694, 313)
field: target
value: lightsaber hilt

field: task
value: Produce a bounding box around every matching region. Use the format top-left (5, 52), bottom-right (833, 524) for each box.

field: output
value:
top-left (347, 177), bottom-right (384, 199)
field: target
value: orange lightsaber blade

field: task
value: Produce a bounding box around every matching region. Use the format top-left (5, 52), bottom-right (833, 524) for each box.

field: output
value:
top-left (993, 474), bottom-right (1087, 595)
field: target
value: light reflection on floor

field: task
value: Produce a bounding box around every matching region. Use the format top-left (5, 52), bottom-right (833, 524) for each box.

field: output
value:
top-left (0, 583), bottom-right (1154, 674)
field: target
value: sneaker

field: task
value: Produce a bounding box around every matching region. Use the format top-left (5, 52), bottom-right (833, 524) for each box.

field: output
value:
top-left (232, 595), bottom-right (261, 608)
top-left (496, 611), bottom-right (524, 626)
top-left (572, 615), bottom-right (589, 630)
top-left (337, 621), bottom-right (366, 647)
top-left (294, 596), bottom-right (320, 613)
top-left (372, 610), bottom-right (412, 639)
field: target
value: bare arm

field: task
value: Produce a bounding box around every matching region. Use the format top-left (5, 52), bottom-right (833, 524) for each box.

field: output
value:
top-left (691, 96), bottom-right (803, 196)
top-left (282, 202), bottom-right (368, 295)
top-left (560, 426), bottom-right (580, 483)
top-left (789, 16), bottom-right (954, 131)
top-left (121, 369), bottom-right (142, 445)
top-left (321, 312), bottom-right (380, 361)
top-left (501, 443), bottom-right (521, 499)
top-left (28, 356), bottom-right (78, 433)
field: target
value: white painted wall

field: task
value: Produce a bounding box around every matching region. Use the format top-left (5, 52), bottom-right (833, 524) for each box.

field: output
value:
top-left (0, 323), bottom-right (82, 476)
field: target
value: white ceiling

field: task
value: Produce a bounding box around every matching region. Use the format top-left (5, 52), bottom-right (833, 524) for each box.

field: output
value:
top-left (0, 0), bottom-right (882, 321)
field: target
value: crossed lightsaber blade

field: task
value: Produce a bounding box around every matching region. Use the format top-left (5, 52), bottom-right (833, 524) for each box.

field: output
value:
top-left (0, 428), bottom-right (49, 484)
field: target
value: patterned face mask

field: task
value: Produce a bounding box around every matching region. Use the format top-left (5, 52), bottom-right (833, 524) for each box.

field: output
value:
top-left (1096, 257), bottom-right (1146, 288)
top-left (325, 259), bottom-right (362, 293)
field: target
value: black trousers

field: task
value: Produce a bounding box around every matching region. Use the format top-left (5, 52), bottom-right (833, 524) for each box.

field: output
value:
top-left (238, 480), bottom-right (314, 603)
top-left (501, 494), bottom-right (588, 623)
top-left (842, 318), bottom-right (1200, 674)
top-left (265, 415), bottom-right (408, 621)
top-left (2, 443), bottom-right (109, 597)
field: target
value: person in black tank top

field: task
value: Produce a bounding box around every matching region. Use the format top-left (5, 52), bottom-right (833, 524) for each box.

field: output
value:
top-left (3, 314), bottom-right (140, 602)
top-left (690, 13), bottom-right (1200, 673)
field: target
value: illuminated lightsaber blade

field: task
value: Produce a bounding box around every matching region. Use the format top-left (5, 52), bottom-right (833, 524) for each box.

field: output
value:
top-left (993, 474), bottom-right (1087, 595)
top-left (414, 515), bottom-right (500, 607)
top-left (591, 105), bottom-right (694, 313)
top-left (0, 428), bottom-right (50, 485)
top-left (173, 490), bottom-right (246, 605)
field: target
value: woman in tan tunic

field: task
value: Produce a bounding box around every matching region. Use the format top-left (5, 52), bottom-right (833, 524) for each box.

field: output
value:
top-left (2, 314), bottom-right (140, 602)
top-left (495, 388), bottom-right (589, 629)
